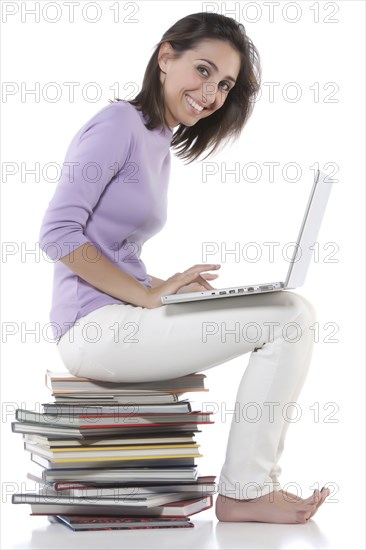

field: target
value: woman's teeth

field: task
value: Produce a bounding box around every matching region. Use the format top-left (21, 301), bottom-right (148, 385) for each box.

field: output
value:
top-left (186, 95), bottom-right (204, 113)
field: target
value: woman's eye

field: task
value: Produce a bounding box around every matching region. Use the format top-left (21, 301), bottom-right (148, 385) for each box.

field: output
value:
top-left (197, 66), bottom-right (209, 77)
top-left (220, 82), bottom-right (230, 92)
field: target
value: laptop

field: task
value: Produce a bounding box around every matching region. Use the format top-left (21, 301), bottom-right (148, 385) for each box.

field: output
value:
top-left (161, 169), bottom-right (334, 305)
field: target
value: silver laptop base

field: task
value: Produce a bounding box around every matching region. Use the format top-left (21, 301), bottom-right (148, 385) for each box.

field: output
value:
top-left (161, 282), bottom-right (284, 304)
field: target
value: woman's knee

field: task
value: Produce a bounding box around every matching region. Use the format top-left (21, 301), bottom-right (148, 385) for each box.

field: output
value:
top-left (284, 291), bottom-right (317, 327)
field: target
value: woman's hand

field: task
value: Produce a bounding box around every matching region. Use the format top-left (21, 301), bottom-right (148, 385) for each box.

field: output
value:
top-left (144, 264), bottom-right (221, 308)
top-left (176, 272), bottom-right (219, 294)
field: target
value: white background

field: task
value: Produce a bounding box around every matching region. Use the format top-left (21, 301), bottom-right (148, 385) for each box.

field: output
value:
top-left (1, 1), bottom-right (365, 548)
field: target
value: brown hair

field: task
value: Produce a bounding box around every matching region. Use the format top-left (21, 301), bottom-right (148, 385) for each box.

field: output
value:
top-left (110, 12), bottom-right (261, 163)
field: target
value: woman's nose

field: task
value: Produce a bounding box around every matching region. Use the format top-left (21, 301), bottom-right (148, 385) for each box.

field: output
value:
top-left (201, 82), bottom-right (220, 105)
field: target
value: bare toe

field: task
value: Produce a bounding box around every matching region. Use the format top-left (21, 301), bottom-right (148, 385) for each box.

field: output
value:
top-left (306, 487), bottom-right (331, 519)
top-left (318, 487), bottom-right (331, 506)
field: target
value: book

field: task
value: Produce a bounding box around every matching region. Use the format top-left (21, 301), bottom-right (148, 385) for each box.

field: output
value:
top-left (46, 371), bottom-right (208, 394)
top-left (12, 422), bottom-right (84, 438)
top-left (31, 454), bottom-right (197, 470)
top-left (28, 495), bottom-right (213, 517)
top-left (61, 483), bottom-right (217, 498)
top-left (42, 466), bottom-right (199, 483)
top-left (25, 442), bottom-right (201, 461)
top-left (26, 473), bottom-right (217, 497)
top-left (16, 408), bottom-right (213, 427)
top-left (12, 491), bottom-right (206, 508)
top-left (12, 421), bottom-right (201, 438)
top-left (49, 515), bottom-right (194, 530)
top-left (42, 401), bottom-right (192, 414)
top-left (53, 393), bottom-right (180, 403)
top-left (22, 432), bottom-right (198, 447)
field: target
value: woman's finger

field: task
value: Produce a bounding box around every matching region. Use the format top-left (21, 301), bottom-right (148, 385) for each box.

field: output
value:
top-left (167, 268), bottom-right (219, 294)
top-left (184, 264), bottom-right (221, 274)
top-left (199, 273), bottom-right (219, 280)
top-left (196, 275), bottom-right (215, 290)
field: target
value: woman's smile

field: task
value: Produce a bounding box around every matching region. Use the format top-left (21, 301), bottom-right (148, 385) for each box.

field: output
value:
top-left (185, 94), bottom-right (206, 115)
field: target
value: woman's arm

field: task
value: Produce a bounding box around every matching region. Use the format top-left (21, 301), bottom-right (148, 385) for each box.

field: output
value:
top-left (148, 275), bottom-right (165, 288)
top-left (60, 243), bottom-right (220, 309)
top-left (60, 243), bottom-right (151, 307)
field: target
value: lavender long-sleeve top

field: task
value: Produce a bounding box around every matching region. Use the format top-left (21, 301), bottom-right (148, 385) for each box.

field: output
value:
top-left (39, 101), bottom-right (172, 341)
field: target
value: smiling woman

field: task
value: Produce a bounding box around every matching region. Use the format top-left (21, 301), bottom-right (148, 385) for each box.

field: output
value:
top-left (39, 11), bottom-right (331, 526)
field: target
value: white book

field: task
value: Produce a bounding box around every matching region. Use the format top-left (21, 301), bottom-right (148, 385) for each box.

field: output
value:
top-left (13, 491), bottom-right (201, 507)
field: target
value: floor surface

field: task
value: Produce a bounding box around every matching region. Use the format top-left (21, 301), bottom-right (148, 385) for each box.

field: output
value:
top-left (2, 492), bottom-right (365, 550)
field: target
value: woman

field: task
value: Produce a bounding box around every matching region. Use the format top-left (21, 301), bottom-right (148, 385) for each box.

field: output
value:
top-left (39, 12), bottom-right (330, 523)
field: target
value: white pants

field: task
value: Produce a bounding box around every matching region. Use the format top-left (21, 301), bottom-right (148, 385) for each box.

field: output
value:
top-left (57, 291), bottom-right (316, 500)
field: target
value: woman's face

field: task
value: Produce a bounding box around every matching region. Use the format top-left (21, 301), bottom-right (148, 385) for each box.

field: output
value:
top-left (158, 38), bottom-right (241, 128)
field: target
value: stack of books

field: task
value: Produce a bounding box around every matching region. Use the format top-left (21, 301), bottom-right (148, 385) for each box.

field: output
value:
top-left (11, 370), bottom-right (217, 531)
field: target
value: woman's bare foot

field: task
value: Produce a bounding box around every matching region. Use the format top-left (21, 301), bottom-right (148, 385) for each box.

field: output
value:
top-left (215, 488), bottom-right (331, 524)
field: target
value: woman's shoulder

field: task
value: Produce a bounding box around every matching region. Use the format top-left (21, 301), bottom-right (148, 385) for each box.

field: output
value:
top-left (86, 100), bottom-right (142, 131)
top-left (103, 99), bottom-right (141, 118)
top-left (74, 101), bottom-right (144, 148)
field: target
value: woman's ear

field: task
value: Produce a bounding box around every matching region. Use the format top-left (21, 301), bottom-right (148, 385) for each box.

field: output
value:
top-left (158, 42), bottom-right (174, 74)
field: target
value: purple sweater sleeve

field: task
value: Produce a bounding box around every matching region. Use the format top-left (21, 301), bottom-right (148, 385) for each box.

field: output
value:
top-left (39, 104), bottom-right (133, 260)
